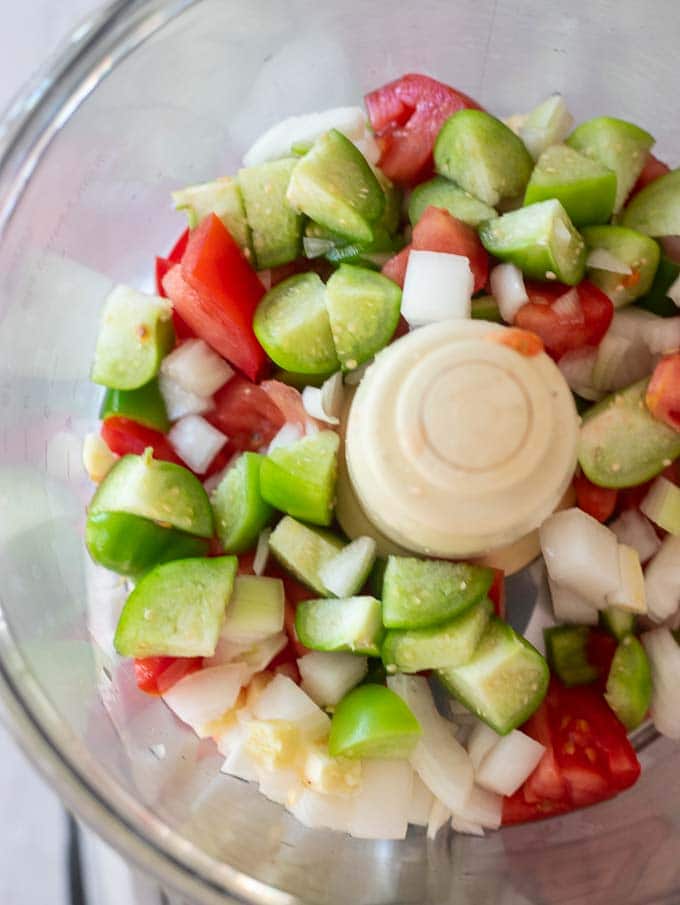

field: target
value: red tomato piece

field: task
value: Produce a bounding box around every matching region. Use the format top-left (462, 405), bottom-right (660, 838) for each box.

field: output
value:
top-left (155, 230), bottom-right (195, 339)
top-left (381, 206), bottom-right (488, 292)
top-left (101, 417), bottom-right (183, 465)
top-left (364, 74), bottom-right (482, 184)
top-left (134, 656), bottom-right (202, 696)
top-left (573, 472), bottom-right (618, 522)
top-left (629, 154), bottom-right (671, 201)
top-left (208, 375), bottom-right (285, 453)
top-left (515, 281), bottom-right (613, 360)
top-left (488, 568), bottom-right (506, 620)
top-left (163, 215), bottom-right (267, 380)
top-left (586, 629), bottom-right (618, 694)
top-left (646, 353), bottom-right (680, 432)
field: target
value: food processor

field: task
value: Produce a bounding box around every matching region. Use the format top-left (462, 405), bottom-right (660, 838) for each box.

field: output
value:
top-left (1, 1), bottom-right (679, 902)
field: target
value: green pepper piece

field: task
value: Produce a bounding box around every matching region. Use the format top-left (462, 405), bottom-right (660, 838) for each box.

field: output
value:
top-left (605, 635), bottom-right (652, 731)
top-left (100, 379), bottom-right (170, 433)
top-left (328, 684), bottom-right (421, 759)
top-left (599, 606), bottom-right (636, 641)
top-left (212, 452), bottom-right (273, 554)
top-left (544, 625), bottom-right (598, 686)
top-left (114, 556), bottom-right (237, 658)
top-left (268, 516), bottom-right (344, 595)
top-left (85, 511), bottom-right (209, 577)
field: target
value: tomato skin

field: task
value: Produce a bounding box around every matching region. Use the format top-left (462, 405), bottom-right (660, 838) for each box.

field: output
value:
top-left (488, 568), bottom-right (506, 620)
top-left (208, 375), bottom-right (285, 453)
top-left (365, 74), bottom-right (482, 184)
top-left (381, 206), bottom-right (488, 292)
top-left (155, 229), bottom-right (195, 339)
top-left (134, 656), bottom-right (202, 696)
top-left (101, 416), bottom-right (183, 465)
top-left (515, 280), bottom-right (613, 360)
top-left (645, 353), bottom-right (680, 432)
top-left (629, 154), bottom-right (671, 200)
top-left (164, 215), bottom-right (267, 381)
top-left (573, 472), bottom-right (618, 522)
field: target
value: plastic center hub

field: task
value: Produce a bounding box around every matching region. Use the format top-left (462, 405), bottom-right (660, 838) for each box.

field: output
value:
top-left (345, 320), bottom-right (579, 558)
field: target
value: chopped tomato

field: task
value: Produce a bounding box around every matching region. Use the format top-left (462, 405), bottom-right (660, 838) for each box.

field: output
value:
top-left (134, 656), bottom-right (202, 696)
top-left (163, 214), bottom-right (267, 380)
top-left (502, 681), bottom-right (640, 825)
top-left (617, 480), bottom-right (653, 513)
top-left (208, 375), bottom-right (285, 452)
top-left (260, 379), bottom-right (321, 432)
top-left (515, 280), bottom-right (613, 360)
top-left (487, 327), bottom-right (544, 357)
top-left (488, 568), bottom-right (506, 620)
top-left (155, 229), bottom-right (195, 339)
top-left (645, 353), bottom-right (680, 432)
top-left (365, 74), bottom-right (481, 184)
top-left (101, 416), bottom-right (183, 465)
top-left (586, 630), bottom-right (618, 694)
top-left (573, 472), bottom-right (618, 522)
top-left (629, 154), bottom-right (671, 200)
top-left (381, 206), bottom-right (488, 292)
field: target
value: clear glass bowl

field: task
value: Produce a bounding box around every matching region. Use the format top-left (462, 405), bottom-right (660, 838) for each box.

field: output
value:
top-left (1, 2), bottom-right (679, 903)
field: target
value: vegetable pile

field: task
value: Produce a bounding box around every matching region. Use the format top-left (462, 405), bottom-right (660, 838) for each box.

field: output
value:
top-left (83, 73), bottom-right (680, 840)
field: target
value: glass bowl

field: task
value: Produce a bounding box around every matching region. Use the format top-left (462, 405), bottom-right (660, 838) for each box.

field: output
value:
top-left (0, 2), bottom-right (679, 903)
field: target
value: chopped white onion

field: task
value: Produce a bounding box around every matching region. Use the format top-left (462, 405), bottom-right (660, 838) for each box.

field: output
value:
top-left (159, 373), bottom-right (214, 422)
top-left (301, 385), bottom-right (339, 425)
top-left (641, 476), bottom-right (680, 534)
top-left (557, 347), bottom-right (602, 401)
top-left (162, 663), bottom-right (248, 736)
top-left (253, 528), bottom-right (271, 576)
top-left (641, 628), bottom-right (680, 738)
top-left (204, 632), bottom-right (287, 677)
top-left (267, 422), bottom-right (303, 453)
top-left (467, 722), bottom-right (500, 771)
top-left (388, 674), bottom-right (474, 813)
top-left (522, 587), bottom-right (559, 652)
top-left (451, 785), bottom-right (502, 830)
top-left (288, 788), bottom-right (354, 833)
top-left (598, 315), bottom-right (654, 392)
top-left (221, 725), bottom-right (260, 782)
top-left (303, 236), bottom-right (336, 259)
top-left (548, 577), bottom-right (598, 625)
top-left (606, 544), bottom-right (647, 614)
top-left (427, 798), bottom-right (451, 840)
top-left (475, 730), bottom-right (545, 797)
top-left (489, 263), bottom-right (528, 324)
top-left (161, 338), bottom-right (234, 397)
top-left (321, 372), bottom-right (344, 421)
top-left (667, 273), bottom-right (680, 307)
top-left (401, 250), bottom-right (473, 327)
top-left (318, 536), bottom-right (377, 598)
top-left (591, 333), bottom-right (633, 392)
top-left (258, 767), bottom-right (303, 807)
top-left (586, 248), bottom-right (632, 275)
top-left (344, 361), bottom-right (372, 385)
top-left (302, 747), bottom-right (362, 797)
top-left (540, 508), bottom-right (621, 607)
top-left (519, 94), bottom-right (574, 160)
top-left (82, 432), bottom-right (118, 484)
top-left (349, 759), bottom-right (412, 840)
top-left (243, 106), bottom-right (368, 167)
top-left (644, 536), bottom-right (680, 622)
top-left (168, 414), bottom-right (227, 474)
top-left (610, 509), bottom-right (661, 563)
top-left (450, 813), bottom-right (485, 836)
top-left (297, 651), bottom-right (367, 708)
top-left (408, 774), bottom-right (435, 827)
top-left (640, 315), bottom-right (680, 355)
top-left (251, 674), bottom-right (330, 739)
top-left (552, 288), bottom-right (582, 321)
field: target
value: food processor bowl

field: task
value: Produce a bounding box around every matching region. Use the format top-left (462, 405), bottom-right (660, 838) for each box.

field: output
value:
top-left (1, 1), bottom-right (679, 903)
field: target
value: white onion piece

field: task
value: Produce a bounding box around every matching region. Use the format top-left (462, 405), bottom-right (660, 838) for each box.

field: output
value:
top-left (353, 133), bottom-right (381, 165)
top-left (303, 236), bottom-right (336, 259)
top-left (557, 347), bottom-right (602, 401)
top-left (388, 675), bottom-right (474, 813)
top-left (401, 250), bottom-right (473, 327)
top-left (159, 374), bottom-right (214, 421)
top-left (321, 371), bottom-right (344, 421)
top-left (344, 361), bottom-right (372, 385)
top-left (548, 577), bottom-right (598, 625)
top-left (267, 422), bottom-right (303, 453)
top-left (408, 774), bottom-right (435, 827)
top-left (644, 536), bottom-right (680, 622)
top-left (467, 722), bottom-right (500, 771)
top-left (451, 785), bottom-right (502, 830)
top-left (519, 94), bottom-right (574, 160)
top-left (221, 725), bottom-right (259, 782)
top-left (258, 767), bottom-right (302, 807)
top-left (606, 544), bottom-right (647, 614)
top-left (204, 632), bottom-right (287, 676)
top-left (450, 813), bottom-right (485, 836)
top-left (251, 674), bottom-right (330, 739)
top-left (288, 789), bottom-right (354, 833)
top-left (660, 236), bottom-right (680, 264)
top-left (319, 536), bottom-right (377, 598)
top-left (641, 315), bottom-right (680, 355)
top-left (427, 798), bottom-right (451, 840)
top-left (475, 730), bottom-right (545, 797)
top-left (600, 313), bottom-right (655, 391)
top-left (667, 273), bottom-right (680, 307)
top-left (253, 528), bottom-right (271, 576)
top-left (610, 509), bottom-right (661, 563)
top-left (162, 664), bottom-right (248, 736)
top-left (301, 385), bottom-right (339, 425)
top-left (586, 249), bottom-right (632, 275)
top-left (641, 628), bottom-right (680, 738)
top-left (489, 263), bottom-right (528, 324)
top-left (540, 508), bottom-right (621, 607)
top-left (243, 107), bottom-right (368, 167)
top-left (161, 338), bottom-right (234, 397)
top-left (82, 433), bottom-right (118, 484)
top-left (641, 477), bottom-right (680, 533)
top-left (591, 333), bottom-right (633, 392)
top-left (297, 651), bottom-right (367, 708)
top-left (552, 288), bottom-right (582, 321)
top-left (349, 759), bottom-right (412, 840)
top-left (168, 415), bottom-right (227, 474)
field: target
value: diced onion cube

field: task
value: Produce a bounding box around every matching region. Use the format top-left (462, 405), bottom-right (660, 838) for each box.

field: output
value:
top-left (321, 371), bottom-right (344, 420)
top-left (159, 373), bottom-right (214, 421)
top-left (606, 544), bottom-right (646, 614)
top-left (490, 263), bottom-right (528, 324)
top-left (349, 759), bottom-right (412, 840)
top-left (401, 250), bottom-right (474, 327)
top-left (466, 722), bottom-right (500, 771)
top-left (161, 338), bottom-right (234, 397)
top-left (298, 651), bottom-right (368, 708)
top-left (640, 315), bottom-right (680, 355)
top-left (319, 536), bottom-right (377, 598)
top-left (427, 798), bottom-right (451, 839)
top-left (609, 509), bottom-right (661, 563)
top-left (301, 386), bottom-right (339, 425)
top-left (640, 477), bottom-right (680, 536)
top-left (644, 536), bottom-right (680, 622)
top-left (168, 414), bottom-right (227, 474)
top-left (548, 577), bottom-right (598, 625)
top-left (267, 422), bottom-right (303, 453)
top-left (641, 628), bottom-right (680, 738)
top-left (162, 663), bottom-right (247, 736)
top-left (474, 730), bottom-right (545, 797)
top-left (243, 107), bottom-right (368, 167)
top-left (408, 775), bottom-right (435, 827)
top-left (251, 674), bottom-right (330, 739)
top-left (253, 528), bottom-right (271, 576)
top-left (557, 347), bottom-right (602, 401)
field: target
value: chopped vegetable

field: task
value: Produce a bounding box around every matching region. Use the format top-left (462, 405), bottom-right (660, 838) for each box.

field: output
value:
top-left (645, 353), bottom-right (680, 432)
top-left (100, 379), bottom-right (170, 433)
top-left (641, 628), bottom-right (680, 738)
top-left (238, 159), bottom-right (303, 269)
top-left (295, 596), bottom-right (384, 656)
top-left (644, 536), bottom-right (680, 622)
top-left (221, 575), bottom-right (284, 643)
top-left (640, 476), bottom-right (680, 534)
top-left (401, 250), bottom-right (473, 326)
top-left (408, 175), bottom-right (496, 227)
top-left (268, 516), bottom-right (344, 596)
top-left (318, 536), bottom-right (377, 598)
top-left (297, 651), bottom-right (368, 708)
top-left (212, 452), bottom-right (273, 553)
top-left (544, 625), bottom-right (598, 686)
top-left (168, 414), bottom-right (227, 474)
top-left (328, 684), bottom-right (421, 758)
top-left (160, 338), bottom-right (234, 398)
top-left (604, 635), bottom-right (652, 731)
